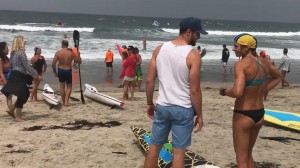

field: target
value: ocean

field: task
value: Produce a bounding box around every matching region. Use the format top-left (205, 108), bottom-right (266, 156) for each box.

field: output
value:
top-left (0, 10), bottom-right (299, 84)
top-left (1, 10), bottom-right (300, 61)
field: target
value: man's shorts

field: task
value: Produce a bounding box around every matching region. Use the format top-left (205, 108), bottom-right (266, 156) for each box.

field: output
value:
top-left (222, 61), bottom-right (228, 67)
top-left (124, 76), bottom-right (135, 82)
top-left (135, 66), bottom-right (143, 80)
top-left (106, 62), bottom-right (113, 67)
top-left (150, 104), bottom-right (195, 149)
top-left (58, 68), bottom-right (72, 84)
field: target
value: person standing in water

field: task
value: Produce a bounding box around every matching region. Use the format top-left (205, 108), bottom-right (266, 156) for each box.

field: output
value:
top-left (30, 47), bottom-right (47, 101)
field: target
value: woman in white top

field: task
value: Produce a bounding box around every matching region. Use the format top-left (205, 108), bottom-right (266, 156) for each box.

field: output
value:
top-left (279, 48), bottom-right (290, 87)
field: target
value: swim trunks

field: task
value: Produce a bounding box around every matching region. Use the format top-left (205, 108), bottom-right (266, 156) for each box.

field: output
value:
top-left (58, 68), bottom-right (72, 84)
top-left (106, 62), bottom-right (113, 67)
top-left (135, 66), bottom-right (143, 80)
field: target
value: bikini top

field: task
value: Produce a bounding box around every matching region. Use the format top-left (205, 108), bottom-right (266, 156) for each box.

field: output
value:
top-left (245, 59), bottom-right (268, 87)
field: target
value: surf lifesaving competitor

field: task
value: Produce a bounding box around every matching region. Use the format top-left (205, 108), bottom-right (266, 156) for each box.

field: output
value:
top-left (219, 33), bottom-right (282, 167)
top-left (52, 40), bottom-right (81, 106)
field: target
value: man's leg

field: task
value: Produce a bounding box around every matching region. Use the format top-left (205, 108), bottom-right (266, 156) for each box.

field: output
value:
top-left (65, 83), bottom-right (72, 106)
top-left (172, 148), bottom-right (186, 168)
top-left (60, 82), bottom-right (66, 105)
top-left (144, 144), bottom-right (163, 168)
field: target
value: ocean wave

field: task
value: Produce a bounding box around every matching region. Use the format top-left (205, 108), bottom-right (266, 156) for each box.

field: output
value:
top-left (0, 24), bottom-right (95, 32)
top-left (162, 28), bottom-right (300, 37)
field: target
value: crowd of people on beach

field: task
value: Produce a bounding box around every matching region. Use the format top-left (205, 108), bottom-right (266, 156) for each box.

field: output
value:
top-left (0, 16), bottom-right (293, 168)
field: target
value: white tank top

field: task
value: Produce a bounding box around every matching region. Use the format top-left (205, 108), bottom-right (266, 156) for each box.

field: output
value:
top-left (156, 41), bottom-right (193, 108)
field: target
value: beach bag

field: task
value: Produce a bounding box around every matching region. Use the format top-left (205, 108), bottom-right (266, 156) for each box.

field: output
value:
top-left (288, 63), bottom-right (291, 73)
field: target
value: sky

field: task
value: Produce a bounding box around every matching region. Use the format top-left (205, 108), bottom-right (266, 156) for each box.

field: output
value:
top-left (0, 0), bottom-right (300, 23)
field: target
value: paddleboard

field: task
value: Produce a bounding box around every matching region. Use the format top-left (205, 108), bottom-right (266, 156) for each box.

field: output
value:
top-left (131, 126), bottom-right (220, 168)
top-left (264, 109), bottom-right (300, 132)
top-left (42, 84), bottom-right (59, 105)
top-left (83, 83), bottom-right (124, 107)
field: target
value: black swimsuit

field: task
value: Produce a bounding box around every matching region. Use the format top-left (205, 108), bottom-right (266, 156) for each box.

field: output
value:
top-left (234, 109), bottom-right (265, 123)
top-left (33, 58), bottom-right (45, 75)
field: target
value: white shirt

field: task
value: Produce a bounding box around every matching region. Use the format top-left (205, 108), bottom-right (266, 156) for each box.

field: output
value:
top-left (156, 41), bottom-right (193, 108)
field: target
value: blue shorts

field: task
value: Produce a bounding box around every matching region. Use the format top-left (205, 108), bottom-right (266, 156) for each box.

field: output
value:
top-left (150, 104), bottom-right (195, 149)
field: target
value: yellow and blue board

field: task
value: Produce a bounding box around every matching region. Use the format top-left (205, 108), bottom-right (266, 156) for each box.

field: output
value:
top-left (264, 109), bottom-right (300, 132)
top-left (131, 126), bottom-right (220, 168)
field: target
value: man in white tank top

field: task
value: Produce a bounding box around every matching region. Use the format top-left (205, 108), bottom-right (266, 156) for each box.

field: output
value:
top-left (144, 17), bottom-right (208, 168)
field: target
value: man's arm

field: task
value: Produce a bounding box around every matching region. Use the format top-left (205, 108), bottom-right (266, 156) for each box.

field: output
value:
top-left (187, 49), bottom-right (202, 116)
top-left (187, 49), bottom-right (203, 133)
top-left (146, 46), bottom-right (160, 105)
top-left (74, 51), bottom-right (82, 64)
top-left (52, 53), bottom-right (58, 76)
top-left (146, 45), bottom-right (160, 120)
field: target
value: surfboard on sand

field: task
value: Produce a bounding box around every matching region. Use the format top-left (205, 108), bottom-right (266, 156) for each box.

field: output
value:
top-left (42, 84), bottom-right (59, 105)
top-left (131, 126), bottom-right (220, 168)
top-left (83, 83), bottom-right (124, 107)
top-left (264, 109), bottom-right (300, 132)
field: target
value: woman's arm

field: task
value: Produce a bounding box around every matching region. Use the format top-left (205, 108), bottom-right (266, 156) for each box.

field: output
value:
top-left (0, 61), bottom-right (7, 84)
top-left (42, 56), bottom-right (47, 73)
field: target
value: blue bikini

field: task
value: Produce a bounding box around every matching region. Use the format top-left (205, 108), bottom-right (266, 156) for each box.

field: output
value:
top-left (245, 59), bottom-right (268, 87)
top-left (234, 59), bottom-right (268, 123)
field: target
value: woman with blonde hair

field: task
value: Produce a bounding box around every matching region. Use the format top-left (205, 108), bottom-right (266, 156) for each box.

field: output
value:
top-left (1, 35), bottom-right (42, 122)
top-left (30, 47), bottom-right (47, 101)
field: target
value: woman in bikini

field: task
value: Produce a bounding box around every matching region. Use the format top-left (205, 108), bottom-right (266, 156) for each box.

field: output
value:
top-left (219, 34), bottom-right (282, 167)
top-left (30, 47), bottom-right (47, 101)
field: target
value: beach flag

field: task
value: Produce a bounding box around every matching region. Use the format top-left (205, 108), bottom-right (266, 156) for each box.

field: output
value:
top-left (152, 20), bottom-right (160, 27)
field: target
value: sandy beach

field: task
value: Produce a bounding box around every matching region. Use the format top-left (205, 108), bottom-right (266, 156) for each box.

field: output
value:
top-left (0, 59), bottom-right (299, 168)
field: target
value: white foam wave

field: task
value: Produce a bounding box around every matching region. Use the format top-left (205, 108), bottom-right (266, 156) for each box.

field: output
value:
top-left (0, 24), bottom-right (94, 32)
top-left (162, 28), bottom-right (300, 37)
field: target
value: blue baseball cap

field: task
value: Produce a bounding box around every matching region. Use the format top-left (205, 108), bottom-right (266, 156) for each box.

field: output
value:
top-left (180, 17), bottom-right (208, 35)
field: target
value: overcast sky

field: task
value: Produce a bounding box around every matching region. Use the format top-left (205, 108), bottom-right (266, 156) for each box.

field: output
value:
top-left (1, 0), bottom-right (300, 23)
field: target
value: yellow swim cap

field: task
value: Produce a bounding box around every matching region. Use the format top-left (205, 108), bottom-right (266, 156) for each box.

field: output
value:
top-left (234, 33), bottom-right (257, 49)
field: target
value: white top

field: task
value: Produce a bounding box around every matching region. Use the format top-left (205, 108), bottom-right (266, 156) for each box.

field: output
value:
top-left (280, 55), bottom-right (290, 71)
top-left (156, 41), bottom-right (193, 108)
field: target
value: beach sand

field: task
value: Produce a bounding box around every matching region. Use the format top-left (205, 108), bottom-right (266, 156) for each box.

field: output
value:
top-left (0, 59), bottom-right (299, 168)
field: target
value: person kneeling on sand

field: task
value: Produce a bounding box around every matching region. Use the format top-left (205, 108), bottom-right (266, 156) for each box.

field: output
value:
top-left (52, 40), bottom-right (81, 106)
